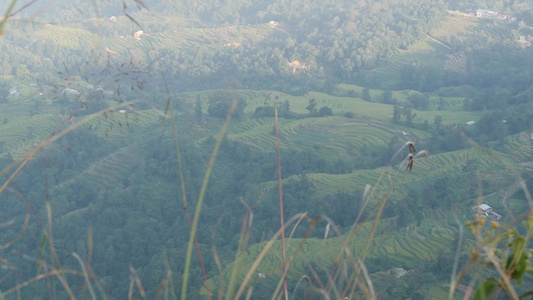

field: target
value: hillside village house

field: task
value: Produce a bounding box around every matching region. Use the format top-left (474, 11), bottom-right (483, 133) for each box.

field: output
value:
top-left (476, 9), bottom-right (497, 18)
top-left (472, 204), bottom-right (502, 220)
top-left (9, 87), bottom-right (20, 97)
top-left (476, 9), bottom-right (510, 21)
top-left (64, 88), bottom-right (81, 96)
top-left (474, 204), bottom-right (492, 214)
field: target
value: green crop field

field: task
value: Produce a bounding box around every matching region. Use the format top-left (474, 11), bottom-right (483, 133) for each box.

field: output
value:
top-left (204, 216), bottom-right (459, 295)
top-left (55, 145), bottom-right (141, 191)
top-left (255, 146), bottom-right (518, 208)
top-left (431, 12), bottom-right (479, 40)
top-left (34, 25), bottom-right (98, 49)
top-left (228, 116), bottom-right (399, 160)
top-left (504, 133), bottom-right (533, 163)
top-left (188, 88), bottom-right (480, 131)
top-left (101, 22), bottom-right (278, 55)
top-left (80, 108), bottom-right (164, 140)
top-left (0, 112), bottom-right (60, 159)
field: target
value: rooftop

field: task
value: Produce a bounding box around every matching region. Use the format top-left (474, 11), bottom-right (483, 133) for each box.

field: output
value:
top-left (479, 204), bottom-right (492, 211)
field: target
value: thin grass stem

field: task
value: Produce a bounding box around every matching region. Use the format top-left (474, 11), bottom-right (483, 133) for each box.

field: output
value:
top-left (71, 253), bottom-right (96, 300)
top-left (233, 213), bottom-right (310, 299)
top-left (161, 75), bottom-right (211, 299)
top-left (449, 219), bottom-right (464, 300)
top-left (274, 102), bottom-right (288, 300)
top-left (180, 98), bottom-right (237, 300)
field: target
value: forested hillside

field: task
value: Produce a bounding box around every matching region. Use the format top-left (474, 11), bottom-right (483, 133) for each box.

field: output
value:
top-left (1, 0), bottom-right (533, 299)
top-left (2, 0), bottom-right (448, 92)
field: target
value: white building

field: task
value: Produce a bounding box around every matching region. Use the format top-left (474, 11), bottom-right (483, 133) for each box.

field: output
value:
top-left (64, 88), bottom-right (81, 96)
top-left (478, 204), bottom-right (492, 213)
top-left (9, 87), bottom-right (20, 97)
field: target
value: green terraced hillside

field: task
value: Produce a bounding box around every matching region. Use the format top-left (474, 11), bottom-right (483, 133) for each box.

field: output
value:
top-left (186, 88), bottom-right (480, 128)
top-left (204, 214), bottom-right (466, 296)
top-left (0, 107), bottom-right (61, 159)
top-left (256, 146), bottom-right (524, 209)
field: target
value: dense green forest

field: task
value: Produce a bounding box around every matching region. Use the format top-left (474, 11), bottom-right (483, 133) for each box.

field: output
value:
top-left (1, 0), bottom-right (533, 299)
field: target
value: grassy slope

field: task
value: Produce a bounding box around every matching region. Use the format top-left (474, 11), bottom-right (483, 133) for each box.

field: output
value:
top-left (32, 15), bottom-right (279, 56)
top-left (0, 102), bottom-right (61, 159)
top-left (367, 11), bottom-right (516, 89)
top-left (205, 212), bottom-right (465, 295)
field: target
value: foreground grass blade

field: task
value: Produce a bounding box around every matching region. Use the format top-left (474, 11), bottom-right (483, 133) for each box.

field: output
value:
top-left (71, 253), bottom-right (96, 300)
top-left (37, 234), bottom-right (47, 275)
top-left (180, 98), bottom-right (237, 299)
top-left (161, 75), bottom-right (211, 299)
top-left (274, 102), bottom-right (289, 300)
top-left (0, 0), bottom-right (17, 37)
top-left (233, 213), bottom-right (313, 299)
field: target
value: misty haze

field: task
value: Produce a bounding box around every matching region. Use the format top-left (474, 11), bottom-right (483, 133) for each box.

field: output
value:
top-left (0, 0), bottom-right (532, 299)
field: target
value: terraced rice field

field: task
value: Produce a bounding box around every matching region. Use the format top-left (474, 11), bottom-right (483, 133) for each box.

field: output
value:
top-left (285, 146), bottom-right (513, 203)
top-left (228, 116), bottom-right (396, 161)
top-left (228, 118), bottom-right (276, 150)
top-left (0, 113), bottom-right (61, 159)
top-left (55, 145), bottom-right (142, 191)
top-left (186, 88), bottom-right (479, 128)
top-left (504, 133), bottom-right (533, 163)
top-left (373, 45), bottom-right (447, 77)
top-left (206, 217), bottom-right (458, 293)
top-left (445, 52), bottom-right (467, 73)
top-left (32, 18), bottom-right (277, 58)
top-left (82, 108), bottom-right (163, 139)
top-left (366, 12), bottom-right (515, 89)
top-left (431, 12), bottom-right (514, 45)
top-left (103, 24), bottom-right (277, 55)
top-left (0, 106), bottom-right (30, 125)
top-left (34, 25), bottom-right (98, 49)
top-left (431, 13), bottom-right (479, 40)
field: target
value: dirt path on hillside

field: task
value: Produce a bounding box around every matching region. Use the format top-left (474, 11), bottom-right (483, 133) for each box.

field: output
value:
top-left (425, 34), bottom-right (452, 50)
top-left (501, 182), bottom-right (521, 218)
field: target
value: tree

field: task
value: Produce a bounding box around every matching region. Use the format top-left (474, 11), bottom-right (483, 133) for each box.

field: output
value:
top-left (15, 64), bottom-right (31, 80)
top-left (306, 98), bottom-right (318, 116)
top-left (207, 90), bottom-right (246, 120)
top-left (393, 106), bottom-right (402, 124)
top-left (318, 106), bottom-right (333, 116)
top-left (344, 112), bottom-right (355, 118)
top-left (403, 107), bottom-right (413, 125)
top-left (195, 95), bottom-right (203, 122)
top-left (434, 115), bottom-right (442, 131)
top-left (381, 90), bottom-right (393, 104)
top-left (282, 100), bottom-right (290, 113)
top-left (362, 88), bottom-right (371, 101)
top-left (1, 61), bottom-right (11, 76)
top-left (407, 92), bottom-right (429, 110)
top-left (438, 97), bottom-right (445, 110)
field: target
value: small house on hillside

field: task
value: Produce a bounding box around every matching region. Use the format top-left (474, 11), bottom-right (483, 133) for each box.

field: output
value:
top-left (478, 204), bottom-right (492, 213)
top-left (9, 87), bottom-right (20, 97)
top-left (466, 121), bottom-right (476, 126)
top-left (134, 30), bottom-right (144, 40)
top-left (472, 204), bottom-right (502, 220)
top-left (64, 88), bottom-right (80, 96)
top-left (476, 9), bottom-right (497, 18)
